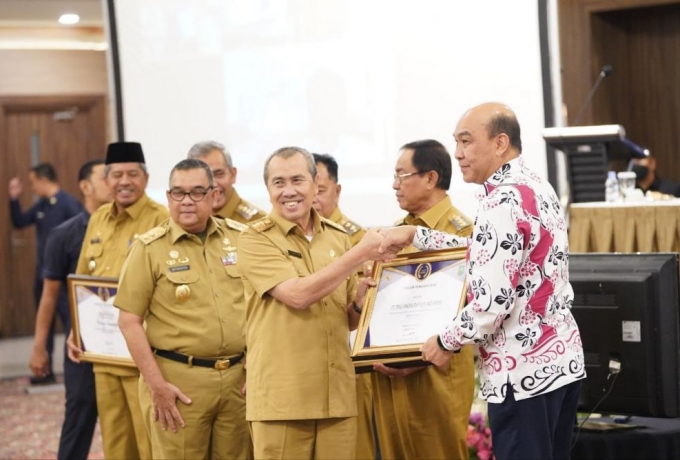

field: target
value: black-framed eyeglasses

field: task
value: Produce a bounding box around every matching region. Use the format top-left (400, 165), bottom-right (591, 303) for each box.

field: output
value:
top-left (393, 171), bottom-right (429, 185)
top-left (167, 187), bottom-right (214, 202)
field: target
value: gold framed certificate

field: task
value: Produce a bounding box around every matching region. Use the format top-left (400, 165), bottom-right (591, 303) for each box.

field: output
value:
top-left (67, 274), bottom-right (136, 367)
top-left (351, 247), bottom-right (467, 371)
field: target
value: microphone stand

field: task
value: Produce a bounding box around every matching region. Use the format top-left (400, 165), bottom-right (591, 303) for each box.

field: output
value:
top-left (572, 67), bottom-right (612, 126)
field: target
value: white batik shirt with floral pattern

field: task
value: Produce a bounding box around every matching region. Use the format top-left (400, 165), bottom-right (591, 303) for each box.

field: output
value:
top-left (412, 156), bottom-right (585, 403)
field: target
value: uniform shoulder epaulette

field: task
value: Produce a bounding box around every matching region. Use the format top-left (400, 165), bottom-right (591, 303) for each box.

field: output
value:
top-left (340, 217), bottom-right (364, 236)
top-left (322, 217), bottom-right (347, 233)
top-left (224, 218), bottom-right (248, 232)
top-left (137, 226), bottom-right (168, 245)
top-left (236, 200), bottom-right (263, 221)
top-left (250, 217), bottom-right (275, 233)
top-left (394, 217), bottom-right (406, 226)
top-left (448, 213), bottom-right (473, 232)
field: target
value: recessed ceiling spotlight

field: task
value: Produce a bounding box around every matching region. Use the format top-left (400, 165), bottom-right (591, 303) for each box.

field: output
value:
top-left (58, 13), bottom-right (80, 25)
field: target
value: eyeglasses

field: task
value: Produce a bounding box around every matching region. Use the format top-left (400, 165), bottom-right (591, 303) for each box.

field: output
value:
top-left (393, 171), bottom-right (428, 185)
top-left (167, 187), bottom-right (214, 202)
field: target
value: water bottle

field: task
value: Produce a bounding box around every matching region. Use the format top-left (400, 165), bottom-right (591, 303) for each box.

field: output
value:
top-left (605, 171), bottom-right (620, 202)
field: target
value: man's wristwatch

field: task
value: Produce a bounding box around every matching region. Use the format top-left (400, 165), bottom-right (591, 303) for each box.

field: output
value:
top-left (352, 302), bottom-right (363, 314)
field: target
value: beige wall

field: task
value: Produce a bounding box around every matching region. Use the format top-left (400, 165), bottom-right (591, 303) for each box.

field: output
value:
top-left (0, 49), bottom-right (108, 96)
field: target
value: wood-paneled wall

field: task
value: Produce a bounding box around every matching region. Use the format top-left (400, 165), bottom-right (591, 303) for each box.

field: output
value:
top-left (559, 0), bottom-right (680, 181)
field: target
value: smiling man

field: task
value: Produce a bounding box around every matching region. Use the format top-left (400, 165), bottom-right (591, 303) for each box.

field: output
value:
top-left (379, 103), bottom-right (585, 460)
top-left (187, 141), bottom-right (266, 222)
top-left (115, 158), bottom-right (251, 459)
top-left (73, 142), bottom-right (168, 460)
top-left (237, 146), bottom-right (399, 459)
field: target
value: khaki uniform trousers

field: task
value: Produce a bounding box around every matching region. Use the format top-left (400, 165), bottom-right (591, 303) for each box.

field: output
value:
top-left (94, 371), bottom-right (151, 459)
top-left (139, 356), bottom-right (252, 460)
top-left (250, 417), bottom-right (357, 460)
top-left (355, 373), bottom-right (376, 459)
top-left (372, 347), bottom-right (475, 460)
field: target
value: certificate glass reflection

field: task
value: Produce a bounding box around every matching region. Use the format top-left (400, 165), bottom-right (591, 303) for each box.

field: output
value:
top-left (352, 247), bottom-right (467, 369)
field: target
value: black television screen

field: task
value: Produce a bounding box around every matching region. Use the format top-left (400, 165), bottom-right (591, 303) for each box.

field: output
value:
top-left (569, 253), bottom-right (680, 417)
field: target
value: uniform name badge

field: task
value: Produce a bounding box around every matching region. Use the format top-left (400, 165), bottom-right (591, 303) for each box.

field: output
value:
top-left (351, 247), bottom-right (468, 373)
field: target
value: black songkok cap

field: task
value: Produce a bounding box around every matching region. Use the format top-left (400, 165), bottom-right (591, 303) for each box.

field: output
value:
top-left (105, 142), bottom-right (145, 165)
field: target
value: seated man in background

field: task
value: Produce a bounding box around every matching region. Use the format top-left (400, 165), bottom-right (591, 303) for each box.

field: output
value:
top-left (631, 155), bottom-right (680, 197)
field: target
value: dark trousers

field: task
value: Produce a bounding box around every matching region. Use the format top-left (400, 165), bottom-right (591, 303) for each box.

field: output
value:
top-left (34, 276), bottom-right (71, 373)
top-left (57, 349), bottom-right (98, 460)
top-left (488, 380), bottom-right (582, 460)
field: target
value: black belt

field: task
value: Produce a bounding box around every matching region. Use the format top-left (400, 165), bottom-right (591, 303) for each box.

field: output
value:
top-left (152, 349), bottom-right (244, 370)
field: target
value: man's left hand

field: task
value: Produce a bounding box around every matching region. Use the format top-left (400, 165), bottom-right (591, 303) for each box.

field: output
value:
top-left (421, 335), bottom-right (453, 369)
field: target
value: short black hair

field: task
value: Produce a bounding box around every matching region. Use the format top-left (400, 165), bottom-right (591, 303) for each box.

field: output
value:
top-left (488, 113), bottom-right (522, 153)
top-left (78, 159), bottom-right (105, 182)
top-left (30, 163), bottom-right (57, 182)
top-left (312, 153), bottom-right (339, 182)
top-left (169, 158), bottom-right (214, 187)
top-left (400, 139), bottom-right (452, 190)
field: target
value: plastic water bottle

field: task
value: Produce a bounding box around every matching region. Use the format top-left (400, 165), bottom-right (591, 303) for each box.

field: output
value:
top-left (605, 171), bottom-right (620, 202)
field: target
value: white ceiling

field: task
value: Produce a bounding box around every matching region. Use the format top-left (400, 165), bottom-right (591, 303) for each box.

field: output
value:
top-left (0, 0), bottom-right (103, 27)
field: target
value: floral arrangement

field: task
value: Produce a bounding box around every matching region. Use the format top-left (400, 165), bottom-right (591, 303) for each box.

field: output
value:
top-left (467, 412), bottom-right (494, 460)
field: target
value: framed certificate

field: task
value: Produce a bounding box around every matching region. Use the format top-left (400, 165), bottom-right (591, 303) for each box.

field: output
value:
top-left (351, 247), bottom-right (467, 371)
top-left (67, 274), bottom-right (136, 367)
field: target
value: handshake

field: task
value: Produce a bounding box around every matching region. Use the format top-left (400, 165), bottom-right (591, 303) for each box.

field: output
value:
top-left (356, 225), bottom-right (418, 262)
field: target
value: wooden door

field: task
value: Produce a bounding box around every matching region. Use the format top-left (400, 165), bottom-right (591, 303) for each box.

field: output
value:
top-left (0, 95), bottom-right (107, 338)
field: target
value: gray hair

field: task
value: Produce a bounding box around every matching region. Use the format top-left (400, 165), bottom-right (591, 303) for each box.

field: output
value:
top-left (263, 147), bottom-right (317, 184)
top-left (104, 162), bottom-right (148, 177)
top-left (169, 158), bottom-right (214, 187)
top-left (187, 141), bottom-right (233, 170)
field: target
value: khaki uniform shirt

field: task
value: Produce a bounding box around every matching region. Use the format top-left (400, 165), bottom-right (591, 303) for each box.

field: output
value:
top-left (214, 188), bottom-right (266, 224)
top-left (114, 217), bottom-right (247, 357)
top-left (76, 194), bottom-right (168, 375)
top-left (398, 195), bottom-right (473, 244)
top-left (237, 209), bottom-right (358, 421)
top-left (328, 206), bottom-right (366, 247)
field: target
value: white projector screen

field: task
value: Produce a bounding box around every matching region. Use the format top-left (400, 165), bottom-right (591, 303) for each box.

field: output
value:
top-left (114, 0), bottom-right (546, 226)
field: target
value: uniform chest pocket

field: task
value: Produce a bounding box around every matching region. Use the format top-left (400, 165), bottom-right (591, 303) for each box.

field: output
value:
top-left (86, 244), bottom-right (103, 259)
top-left (166, 270), bottom-right (201, 285)
top-left (224, 265), bottom-right (241, 279)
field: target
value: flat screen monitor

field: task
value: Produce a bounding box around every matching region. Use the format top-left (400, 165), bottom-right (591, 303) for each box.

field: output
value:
top-left (569, 253), bottom-right (680, 417)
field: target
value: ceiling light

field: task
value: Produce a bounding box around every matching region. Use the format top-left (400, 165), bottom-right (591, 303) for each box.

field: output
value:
top-left (58, 14), bottom-right (80, 25)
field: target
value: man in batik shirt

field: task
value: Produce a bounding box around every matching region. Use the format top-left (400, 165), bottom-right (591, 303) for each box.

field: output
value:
top-left (380, 102), bottom-right (585, 460)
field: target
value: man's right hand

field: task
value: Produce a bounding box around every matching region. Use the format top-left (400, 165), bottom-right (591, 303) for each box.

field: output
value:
top-left (66, 330), bottom-right (83, 363)
top-left (149, 381), bottom-right (192, 433)
top-left (8, 177), bottom-right (22, 199)
top-left (28, 346), bottom-right (50, 377)
top-left (357, 228), bottom-right (403, 262)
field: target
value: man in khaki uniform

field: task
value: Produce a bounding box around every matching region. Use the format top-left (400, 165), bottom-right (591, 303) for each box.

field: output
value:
top-left (312, 153), bottom-right (376, 459)
top-left (116, 159), bottom-right (251, 459)
top-left (187, 140), bottom-right (266, 223)
top-left (73, 142), bottom-right (167, 460)
top-left (237, 147), bottom-right (398, 459)
top-left (372, 139), bottom-right (475, 460)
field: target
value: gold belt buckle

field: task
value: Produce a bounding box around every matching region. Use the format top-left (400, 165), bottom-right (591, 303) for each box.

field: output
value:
top-left (214, 359), bottom-right (230, 370)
